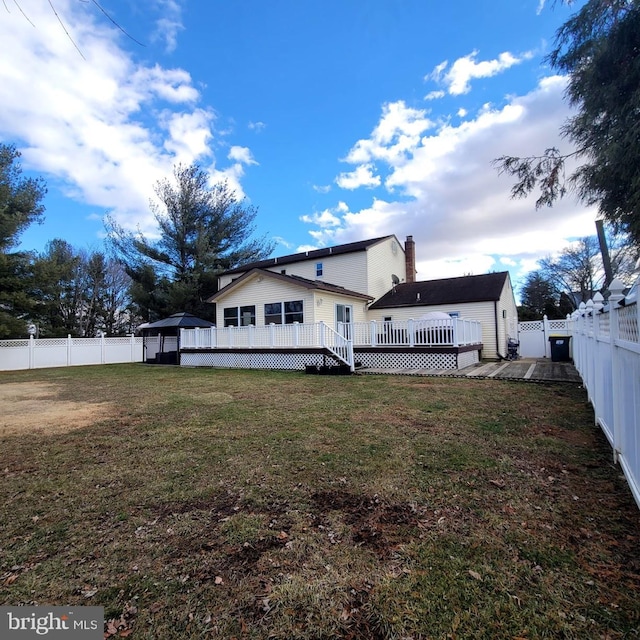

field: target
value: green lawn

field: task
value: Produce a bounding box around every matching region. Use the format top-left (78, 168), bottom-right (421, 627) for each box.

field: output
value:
top-left (1, 365), bottom-right (639, 639)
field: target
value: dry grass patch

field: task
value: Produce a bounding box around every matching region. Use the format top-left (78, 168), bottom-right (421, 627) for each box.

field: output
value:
top-left (0, 381), bottom-right (111, 436)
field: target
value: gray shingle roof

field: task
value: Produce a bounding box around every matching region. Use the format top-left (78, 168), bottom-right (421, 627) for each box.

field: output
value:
top-left (370, 272), bottom-right (509, 309)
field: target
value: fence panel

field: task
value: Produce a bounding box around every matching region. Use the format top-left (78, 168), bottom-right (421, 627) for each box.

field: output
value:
top-left (0, 340), bottom-right (30, 370)
top-left (518, 317), bottom-right (573, 358)
top-left (0, 336), bottom-right (143, 371)
top-left (572, 282), bottom-right (640, 509)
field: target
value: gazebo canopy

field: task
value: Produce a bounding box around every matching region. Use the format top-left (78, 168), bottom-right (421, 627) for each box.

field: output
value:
top-left (142, 312), bottom-right (214, 333)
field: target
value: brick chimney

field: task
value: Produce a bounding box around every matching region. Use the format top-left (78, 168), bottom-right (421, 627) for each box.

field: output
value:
top-left (404, 235), bottom-right (416, 284)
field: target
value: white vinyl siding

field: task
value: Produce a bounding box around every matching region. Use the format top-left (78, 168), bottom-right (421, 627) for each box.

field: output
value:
top-left (265, 252), bottom-right (369, 295)
top-left (214, 276), bottom-right (315, 327)
top-left (497, 275), bottom-right (519, 354)
top-left (365, 237), bottom-right (407, 302)
top-left (367, 301), bottom-right (500, 359)
top-left (218, 273), bottom-right (241, 289)
top-left (217, 236), bottom-right (404, 302)
top-left (310, 291), bottom-right (369, 326)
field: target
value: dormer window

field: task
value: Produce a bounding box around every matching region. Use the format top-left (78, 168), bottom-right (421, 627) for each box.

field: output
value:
top-left (316, 262), bottom-right (323, 277)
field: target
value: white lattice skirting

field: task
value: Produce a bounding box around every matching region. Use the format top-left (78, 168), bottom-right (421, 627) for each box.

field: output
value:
top-left (180, 350), bottom-right (328, 371)
top-left (180, 347), bottom-right (480, 372)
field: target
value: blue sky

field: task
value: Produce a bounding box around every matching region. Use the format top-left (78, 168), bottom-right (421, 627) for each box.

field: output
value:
top-left (1, 0), bottom-right (597, 296)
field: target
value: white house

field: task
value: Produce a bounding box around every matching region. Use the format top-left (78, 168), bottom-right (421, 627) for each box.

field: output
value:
top-left (212, 235), bottom-right (409, 325)
top-left (179, 235), bottom-right (517, 371)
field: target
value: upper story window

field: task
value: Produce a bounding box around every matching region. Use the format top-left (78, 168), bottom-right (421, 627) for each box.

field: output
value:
top-left (316, 262), bottom-right (323, 277)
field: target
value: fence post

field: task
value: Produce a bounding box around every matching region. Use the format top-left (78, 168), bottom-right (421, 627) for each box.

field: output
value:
top-left (408, 319), bottom-right (415, 347)
top-left (319, 321), bottom-right (326, 348)
top-left (130, 333), bottom-right (136, 362)
top-left (608, 278), bottom-right (626, 464)
top-left (370, 320), bottom-right (377, 347)
top-left (543, 315), bottom-right (549, 358)
top-left (67, 335), bottom-right (72, 366)
top-left (29, 334), bottom-right (34, 369)
top-left (452, 319), bottom-right (459, 347)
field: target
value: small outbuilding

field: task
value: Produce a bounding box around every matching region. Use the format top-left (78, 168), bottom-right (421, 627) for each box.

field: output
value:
top-left (141, 312), bottom-right (214, 364)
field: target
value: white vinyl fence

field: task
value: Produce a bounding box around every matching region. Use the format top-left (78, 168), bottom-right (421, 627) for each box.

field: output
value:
top-left (518, 316), bottom-right (573, 358)
top-left (0, 335), bottom-right (143, 371)
top-left (572, 280), bottom-right (640, 509)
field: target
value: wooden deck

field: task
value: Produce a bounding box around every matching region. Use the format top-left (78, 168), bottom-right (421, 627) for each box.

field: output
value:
top-left (359, 358), bottom-right (583, 383)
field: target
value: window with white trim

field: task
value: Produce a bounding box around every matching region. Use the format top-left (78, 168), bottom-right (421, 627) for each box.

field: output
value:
top-left (223, 305), bottom-right (256, 327)
top-left (264, 300), bottom-right (304, 324)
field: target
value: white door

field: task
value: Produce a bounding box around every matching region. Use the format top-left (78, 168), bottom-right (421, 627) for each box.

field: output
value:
top-left (336, 304), bottom-right (353, 339)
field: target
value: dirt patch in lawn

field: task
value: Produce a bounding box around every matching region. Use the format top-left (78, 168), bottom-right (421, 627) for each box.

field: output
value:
top-left (0, 382), bottom-right (110, 436)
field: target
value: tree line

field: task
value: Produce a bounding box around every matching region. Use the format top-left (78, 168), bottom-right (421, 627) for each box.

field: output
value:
top-left (0, 145), bottom-right (273, 339)
top-left (518, 229), bottom-right (637, 320)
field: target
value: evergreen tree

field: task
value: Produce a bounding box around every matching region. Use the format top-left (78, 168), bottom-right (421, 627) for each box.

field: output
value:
top-left (106, 163), bottom-right (274, 321)
top-left (519, 272), bottom-right (562, 320)
top-left (494, 1), bottom-right (640, 246)
top-left (0, 143), bottom-right (47, 338)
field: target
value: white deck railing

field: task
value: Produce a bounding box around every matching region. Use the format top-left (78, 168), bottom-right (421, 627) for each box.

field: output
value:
top-left (180, 317), bottom-right (482, 351)
top-left (180, 321), bottom-right (355, 369)
top-left (571, 280), bottom-right (640, 509)
top-left (348, 318), bottom-right (482, 347)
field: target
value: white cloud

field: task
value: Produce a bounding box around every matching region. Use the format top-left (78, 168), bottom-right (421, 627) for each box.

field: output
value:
top-left (343, 101), bottom-right (435, 167)
top-left (248, 121), bottom-right (266, 132)
top-left (336, 164), bottom-right (381, 190)
top-left (162, 109), bottom-right (215, 163)
top-left (152, 0), bottom-right (184, 53)
top-left (424, 90), bottom-right (445, 101)
top-left (0, 0), bottom-right (247, 238)
top-left (312, 184), bottom-right (332, 194)
top-left (457, 108), bottom-right (468, 118)
top-left (130, 65), bottom-right (200, 104)
top-left (305, 75), bottom-right (597, 283)
top-left (429, 50), bottom-right (534, 96)
top-left (300, 202), bottom-right (348, 229)
top-left (228, 146), bottom-right (258, 165)
top-left (536, 0), bottom-right (546, 16)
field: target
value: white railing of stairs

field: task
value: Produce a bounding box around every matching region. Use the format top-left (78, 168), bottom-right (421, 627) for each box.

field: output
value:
top-left (320, 322), bottom-right (355, 371)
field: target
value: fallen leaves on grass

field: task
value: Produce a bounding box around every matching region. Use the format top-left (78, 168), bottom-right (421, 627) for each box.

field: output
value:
top-left (104, 604), bottom-right (137, 639)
